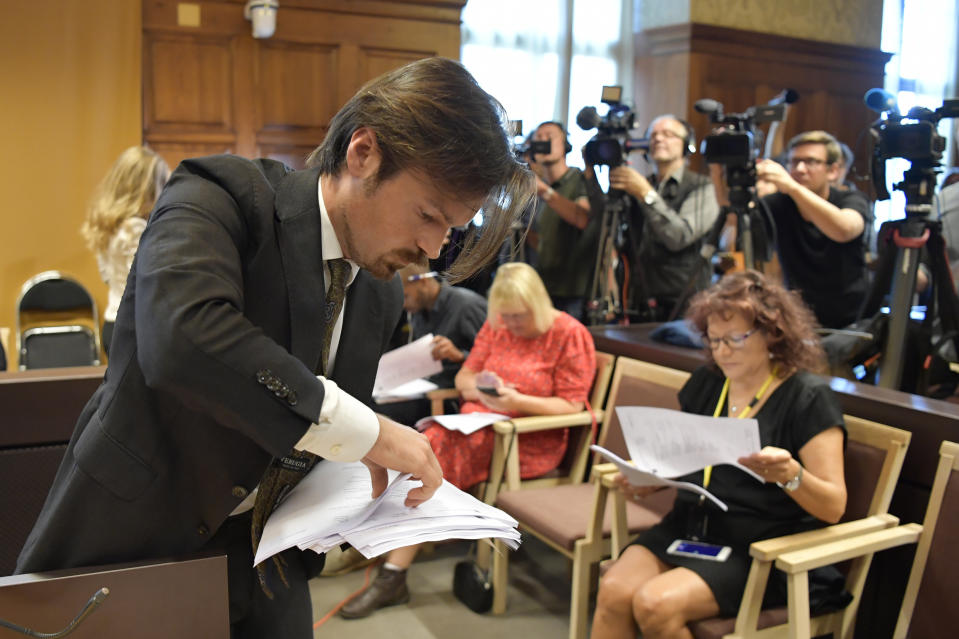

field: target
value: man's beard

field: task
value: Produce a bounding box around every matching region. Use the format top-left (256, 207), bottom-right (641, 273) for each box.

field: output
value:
top-left (339, 212), bottom-right (422, 280)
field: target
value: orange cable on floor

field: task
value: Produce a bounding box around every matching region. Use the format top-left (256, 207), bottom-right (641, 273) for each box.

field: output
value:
top-left (313, 562), bottom-right (377, 629)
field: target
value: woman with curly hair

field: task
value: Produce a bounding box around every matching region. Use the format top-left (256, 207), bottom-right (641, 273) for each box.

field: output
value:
top-left (591, 270), bottom-right (849, 639)
top-left (81, 146), bottom-right (170, 352)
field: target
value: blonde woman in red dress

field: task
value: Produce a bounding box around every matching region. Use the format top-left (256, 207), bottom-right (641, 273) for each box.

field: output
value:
top-left (341, 262), bottom-right (596, 619)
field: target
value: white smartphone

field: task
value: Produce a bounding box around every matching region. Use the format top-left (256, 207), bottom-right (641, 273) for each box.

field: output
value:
top-left (666, 539), bottom-right (732, 562)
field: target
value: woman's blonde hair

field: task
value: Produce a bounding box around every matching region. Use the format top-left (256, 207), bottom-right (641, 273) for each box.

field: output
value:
top-left (487, 262), bottom-right (555, 334)
top-left (81, 146), bottom-right (171, 254)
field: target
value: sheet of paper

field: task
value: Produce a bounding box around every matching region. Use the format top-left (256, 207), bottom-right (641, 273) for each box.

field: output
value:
top-left (373, 334), bottom-right (443, 392)
top-left (423, 412), bottom-right (510, 435)
top-left (614, 406), bottom-right (763, 480)
top-left (373, 378), bottom-right (440, 403)
top-left (253, 462), bottom-right (408, 566)
top-left (591, 445), bottom-right (728, 511)
top-left (255, 461), bottom-right (520, 565)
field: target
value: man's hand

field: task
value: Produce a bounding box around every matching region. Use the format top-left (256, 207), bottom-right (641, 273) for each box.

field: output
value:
top-left (609, 166), bottom-right (652, 199)
top-left (363, 415), bottom-right (443, 507)
top-left (535, 176), bottom-right (552, 199)
top-left (755, 159), bottom-right (797, 195)
top-left (431, 335), bottom-right (464, 363)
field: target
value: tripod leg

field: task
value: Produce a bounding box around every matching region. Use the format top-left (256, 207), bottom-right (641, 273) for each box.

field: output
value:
top-left (878, 245), bottom-right (921, 390)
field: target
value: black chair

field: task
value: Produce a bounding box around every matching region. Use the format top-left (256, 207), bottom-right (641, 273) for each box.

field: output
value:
top-left (16, 271), bottom-right (101, 370)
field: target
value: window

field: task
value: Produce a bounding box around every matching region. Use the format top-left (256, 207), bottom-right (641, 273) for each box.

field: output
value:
top-left (874, 0), bottom-right (959, 226)
top-left (461, 0), bottom-right (631, 169)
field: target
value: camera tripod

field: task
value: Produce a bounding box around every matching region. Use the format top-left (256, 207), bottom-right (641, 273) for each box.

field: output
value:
top-left (859, 165), bottom-right (959, 393)
top-left (666, 164), bottom-right (774, 321)
top-left (586, 188), bottom-right (632, 325)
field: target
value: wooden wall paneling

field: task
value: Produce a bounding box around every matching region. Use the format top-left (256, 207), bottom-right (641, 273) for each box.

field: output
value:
top-left (143, 0), bottom-right (465, 170)
top-left (633, 23), bottom-right (890, 174)
top-left (144, 34), bottom-right (234, 132)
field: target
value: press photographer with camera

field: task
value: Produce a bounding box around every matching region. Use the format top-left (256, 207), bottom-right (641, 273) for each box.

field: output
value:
top-left (609, 115), bottom-right (720, 321)
top-left (526, 121), bottom-right (599, 320)
top-left (712, 130), bottom-right (871, 329)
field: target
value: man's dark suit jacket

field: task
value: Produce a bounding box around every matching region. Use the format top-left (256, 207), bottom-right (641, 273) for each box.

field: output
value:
top-left (17, 155), bottom-right (403, 573)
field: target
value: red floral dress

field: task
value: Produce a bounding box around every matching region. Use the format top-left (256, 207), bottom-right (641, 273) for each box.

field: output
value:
top-left (424, 311), bottom-right (596, 490)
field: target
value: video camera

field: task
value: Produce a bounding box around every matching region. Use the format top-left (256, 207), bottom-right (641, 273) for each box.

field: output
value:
top-left (508, 120), bottom-right (551, 160)
top-left (864, 89), bottom-right (959, 203)
top-left (694, 99), bottom-right (785, 168)
top-left (576, 86), bottom-right (646, 167)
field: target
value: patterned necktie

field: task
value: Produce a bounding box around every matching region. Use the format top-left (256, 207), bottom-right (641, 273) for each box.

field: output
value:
top-left (251, 258), bottom-right (351, 597)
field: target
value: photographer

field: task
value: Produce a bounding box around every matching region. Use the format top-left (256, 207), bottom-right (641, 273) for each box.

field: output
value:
top-left (734, 131), bottom-right (869, 329)
top-left (610, 115), bottom-right (720, 320)
top-left (527, 121), bottom-right (599, 320)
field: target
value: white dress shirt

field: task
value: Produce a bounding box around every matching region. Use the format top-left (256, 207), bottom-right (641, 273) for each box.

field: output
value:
top-left (291, 177), bottom-right (381, 462)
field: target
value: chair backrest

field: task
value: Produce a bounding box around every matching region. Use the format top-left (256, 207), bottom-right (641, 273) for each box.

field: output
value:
top-left (560, 351), bottom-right (616, 463)
top-left (15, 271), bottom-right (101, 370)
top-left (596, 357), bottom-right (691, 461)
top-left (894, 440), bottom-right (959, 639)
top-left (842, 416), bottom-right (911, 522)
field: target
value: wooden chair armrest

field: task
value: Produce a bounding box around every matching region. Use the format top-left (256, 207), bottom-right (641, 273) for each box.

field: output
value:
top-left (775, 523), bottom-right (922, 573)
top-left (426, 388), bottom-right (460, 400)
top-left (749, 514), bottom-right (900, 561)
top-left (425, 388), bottom-right (460, 415)
top-left (592, 462), bottom-right (619, 480)
top-left (490, 409), bottom-right (602, 434)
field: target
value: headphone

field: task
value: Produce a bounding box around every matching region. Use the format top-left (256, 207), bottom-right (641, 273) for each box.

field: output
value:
top-left (645, 115), bottom-right (696, 157)
top-left (537, 121), bottom-right (573, 154)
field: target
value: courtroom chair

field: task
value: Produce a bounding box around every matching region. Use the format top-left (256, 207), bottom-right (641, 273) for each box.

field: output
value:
top-left (782, 440), bottom-right (959, 639)
top-left (491, 357), bottom-right (690, 639)
top-left (425, 351), bottom-right (616, 507)
top-left (16, 271), bottom-right (101, 370)
top-left (666, 415), bottom-right (912, 639)
top-left (0, 556), bottom-right (229, 638)
top-left (450, 352), bottom-right (615, 573)
top-left (890, 439), bottom-right (959, 638)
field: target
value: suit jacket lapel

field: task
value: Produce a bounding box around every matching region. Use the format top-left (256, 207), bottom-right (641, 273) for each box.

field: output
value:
top-left (275, 166), bottom-right (326, 373)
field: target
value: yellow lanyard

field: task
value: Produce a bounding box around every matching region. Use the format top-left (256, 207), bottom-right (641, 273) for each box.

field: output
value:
top-left (703, 368), bottom-right (777, 489)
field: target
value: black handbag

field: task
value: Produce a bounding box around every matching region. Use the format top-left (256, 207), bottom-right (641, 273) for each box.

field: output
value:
top-left (452, 559), bottom-right (493, 613)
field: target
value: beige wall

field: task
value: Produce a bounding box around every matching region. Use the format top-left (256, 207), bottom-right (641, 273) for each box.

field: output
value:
top-left (638, 0), bottom-right (884, 48)
top-left (0, 1), bottom-right (141, 368)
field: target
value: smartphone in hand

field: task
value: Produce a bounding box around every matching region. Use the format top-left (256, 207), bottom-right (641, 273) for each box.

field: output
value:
top-left (477, 386), bottom-right (501, 396)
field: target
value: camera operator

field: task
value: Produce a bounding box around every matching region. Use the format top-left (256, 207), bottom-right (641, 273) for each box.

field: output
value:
top-left (527, 121), bottom-right (599, 319)
top-left (609, 115), bottom-right (720, 320)
top-left (714, 130), bottom-right (871, 329)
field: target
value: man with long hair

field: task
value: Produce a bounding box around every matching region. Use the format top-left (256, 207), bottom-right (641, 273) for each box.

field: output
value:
top-left (17, 58), bottom-right (534, 638)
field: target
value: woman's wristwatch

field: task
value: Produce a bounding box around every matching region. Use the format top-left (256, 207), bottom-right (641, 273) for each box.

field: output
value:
top-left (777, 464), bottom-right (803, 492)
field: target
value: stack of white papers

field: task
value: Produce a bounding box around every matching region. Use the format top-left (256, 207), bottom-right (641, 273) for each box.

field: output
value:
top-left (254, 461), bottom-right (521, 566)
top-left (591, 406), bottom-right (764, 510)
top-left (413, 412), bottom-right (510, 435)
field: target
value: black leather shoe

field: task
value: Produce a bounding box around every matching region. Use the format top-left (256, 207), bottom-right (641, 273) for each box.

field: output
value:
top-left (339, 566), bottom-right (410, 619)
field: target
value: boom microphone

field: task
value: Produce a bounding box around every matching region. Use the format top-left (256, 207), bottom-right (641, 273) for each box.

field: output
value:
top-left (864, 88), bottom-right (899, 114)
top-left (768, 88), bottom-right (799, 106)
top-left (576, 106), bottom-right (601, 131)
top-left (694, 99), bottom-right (722, 116)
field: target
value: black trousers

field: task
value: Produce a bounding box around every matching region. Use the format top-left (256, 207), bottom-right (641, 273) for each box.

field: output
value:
top-left (207, 511), bottom-right (318, 639)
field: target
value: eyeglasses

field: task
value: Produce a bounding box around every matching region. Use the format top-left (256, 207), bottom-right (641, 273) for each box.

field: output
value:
top-left (702, 327), bottom-right (759, 350)
top-left (650, 129), bottom-right (684, 141)
top-left (787, 157), bottom-right (828, 169)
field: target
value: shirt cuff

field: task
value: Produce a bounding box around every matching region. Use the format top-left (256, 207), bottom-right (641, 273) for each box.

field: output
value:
top-left (294, 377), bottom-right (380, 462)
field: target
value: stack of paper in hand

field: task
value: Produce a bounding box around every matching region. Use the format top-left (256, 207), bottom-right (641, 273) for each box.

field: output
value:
top-left (590, 406), bottom-right (764, 511)
top-left (253, 460), bottom-right (521, 566)
top-left (372, 334), bottom-right (443, 403)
